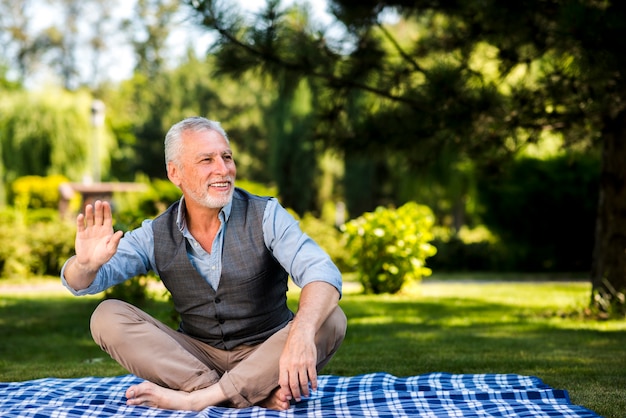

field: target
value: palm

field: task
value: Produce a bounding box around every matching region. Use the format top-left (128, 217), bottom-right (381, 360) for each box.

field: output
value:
top-left (75, 201), bottom-right (122, 269)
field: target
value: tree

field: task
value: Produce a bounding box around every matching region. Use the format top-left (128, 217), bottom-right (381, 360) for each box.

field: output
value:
top-left (0, 0), bottom-right (45, 83)
top-left (189, 1), bottom-right (343, 213)
top-left (103, 51), bottom-right (275, 182)
top-left (189, 0), bottom-right (626, 313)
top-left (0, 0), bottom-right (123, 90)
top-left (124, 0), bottom-right (179, 79)
top-left (0, 89), bottom-right (117, 201)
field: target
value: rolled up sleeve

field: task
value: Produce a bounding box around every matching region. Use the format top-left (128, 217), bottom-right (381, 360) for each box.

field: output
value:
top-left (262, 199), bottom-right (342, 296)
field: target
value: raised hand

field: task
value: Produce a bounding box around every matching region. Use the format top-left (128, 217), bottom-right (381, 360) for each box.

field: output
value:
top-left (74, 200), bottom-right (124, 272)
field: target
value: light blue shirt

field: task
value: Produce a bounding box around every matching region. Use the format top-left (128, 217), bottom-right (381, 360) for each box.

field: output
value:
top-left (61, 197), bottom-right (342, 296)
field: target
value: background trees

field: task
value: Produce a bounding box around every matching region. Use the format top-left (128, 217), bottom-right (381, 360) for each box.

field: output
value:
top-left (189, 0), bottom-right (626, 310)
top-left (0, 0), bottom-right (623, 310)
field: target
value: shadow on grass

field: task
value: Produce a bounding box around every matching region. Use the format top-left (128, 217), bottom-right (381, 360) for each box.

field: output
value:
top-left (334, 294), bottom-right (625, 369)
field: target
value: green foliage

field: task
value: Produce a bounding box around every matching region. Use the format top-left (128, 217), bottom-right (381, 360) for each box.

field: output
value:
top-left (428, 236), bottom-right (506, 272)
top-left (112, 179), bottom-right (181, 230)
top-left (236, 180), bottom-right (277, 197)
top-left (27, 220), bottom-right (76, 277)
top-left (342, 202), bottom-right (437, 294)
top-left (0, 89), bottom-right (118, 204)
top-left (103, 54), bottom-right (272, 183)
top-left (10, 174), bottom-right (70, 209)
top-left (267, 78), bottom-right (320, 215)
top-left (0, 208), bottom-right (75, 278)
top-left (424, 152), bottom-right (601, 274)
top-left (104, 275), bottom-right (155, 308)
top-left (477, 153), bottom-right (600, 271)
top-left (192, 0), bottom-right (626, 302)
top-left (0, 65), bottom-right (21, 91)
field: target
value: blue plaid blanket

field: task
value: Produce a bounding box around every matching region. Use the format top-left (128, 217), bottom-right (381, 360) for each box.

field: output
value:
top-left (0, 372), bottom-right (600, 417)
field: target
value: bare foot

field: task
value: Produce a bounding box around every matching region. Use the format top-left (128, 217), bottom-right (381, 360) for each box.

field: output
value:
top-left (126, 381), bottom-right (228, 411)
top-left (258, 387), bottom-right (291, 411)
top-left (126, 382), bottom-right (192, 410)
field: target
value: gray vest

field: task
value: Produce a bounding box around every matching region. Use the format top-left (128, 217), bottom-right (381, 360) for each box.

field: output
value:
top-left (152, 188), bottom-right (294, 350)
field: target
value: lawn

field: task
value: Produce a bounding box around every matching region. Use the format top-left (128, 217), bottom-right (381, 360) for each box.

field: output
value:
top-left (1, 277), bottom-right (625, 417)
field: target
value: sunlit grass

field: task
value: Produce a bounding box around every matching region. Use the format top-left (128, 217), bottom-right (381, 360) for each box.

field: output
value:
top-left (1, 277), bottom-right (625, 417)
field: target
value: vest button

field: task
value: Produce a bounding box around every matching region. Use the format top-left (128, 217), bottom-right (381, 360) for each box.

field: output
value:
top-left (215, 297), bottom-right (221, 303)
top-left (219, 318), bottom-right (225, 324)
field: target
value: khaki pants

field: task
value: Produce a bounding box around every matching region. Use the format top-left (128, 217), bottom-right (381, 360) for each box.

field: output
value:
top-left (89, 299), bottom-right (347, 408)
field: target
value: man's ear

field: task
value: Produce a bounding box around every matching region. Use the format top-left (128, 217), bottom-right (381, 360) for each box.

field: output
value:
top-left (167, 161), bottom-right (181, 187)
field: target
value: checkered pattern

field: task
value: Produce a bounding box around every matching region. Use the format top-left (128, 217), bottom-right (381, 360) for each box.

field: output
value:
top-left (0, 373), bottom-right (600, 417)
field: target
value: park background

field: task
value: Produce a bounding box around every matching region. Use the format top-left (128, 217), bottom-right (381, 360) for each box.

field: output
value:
top-left (0, 0), bottom-right (625, 416)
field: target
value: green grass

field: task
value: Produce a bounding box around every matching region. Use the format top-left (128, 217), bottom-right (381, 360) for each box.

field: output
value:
top-left (1, 278), bottom-right (625, 417)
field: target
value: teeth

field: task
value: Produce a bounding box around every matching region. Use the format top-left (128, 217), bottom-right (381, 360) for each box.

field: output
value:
top-left (212, 182), bottom-right (229, 187)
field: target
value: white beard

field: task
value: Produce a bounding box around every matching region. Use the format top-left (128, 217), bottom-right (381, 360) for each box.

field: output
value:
top-left (186, 178), bottom-right (235, 209)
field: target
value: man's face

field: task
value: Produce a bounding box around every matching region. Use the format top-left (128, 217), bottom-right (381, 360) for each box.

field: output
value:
top-left (167, 129), bottom-right (236, 209)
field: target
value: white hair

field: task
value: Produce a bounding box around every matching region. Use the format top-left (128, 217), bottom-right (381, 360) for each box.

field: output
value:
top-left (164, 117), bottom-right (229, 166)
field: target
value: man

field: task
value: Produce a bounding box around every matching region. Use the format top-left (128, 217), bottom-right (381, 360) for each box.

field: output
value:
top-left (61, 116), bottom-right (347, 411)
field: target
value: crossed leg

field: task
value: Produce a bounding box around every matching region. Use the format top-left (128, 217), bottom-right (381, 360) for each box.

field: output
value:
top-left (90, 299), bottom-right (346, 411)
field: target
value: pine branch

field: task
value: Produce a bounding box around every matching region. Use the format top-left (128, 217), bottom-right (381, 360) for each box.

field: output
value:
top-left (200, 4), bottom-right (428, 110)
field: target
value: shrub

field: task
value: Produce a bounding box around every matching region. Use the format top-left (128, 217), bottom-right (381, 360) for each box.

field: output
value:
top-left (104, 275), bottom-right (155, 307)
top-left (342, 202), bottom-right (437, 294)
top-left (28, 220), bottom-right (76, 276)
top-left (113, 179), bottom-right (181, 230)
top-left (0, 208), bottom-right (75, 278)
top-left (10, 174), bottom-right (70, 209)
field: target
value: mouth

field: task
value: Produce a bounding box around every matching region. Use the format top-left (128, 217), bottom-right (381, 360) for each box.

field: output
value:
top-left (209, 179), bottom-right (232, 190)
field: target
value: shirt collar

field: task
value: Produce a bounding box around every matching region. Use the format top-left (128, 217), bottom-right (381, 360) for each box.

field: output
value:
top-left (175, 195), bottom-right (233, 233)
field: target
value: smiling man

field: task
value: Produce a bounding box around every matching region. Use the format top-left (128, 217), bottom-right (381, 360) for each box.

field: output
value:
top-left (60, 117), bottom-right (346, 411)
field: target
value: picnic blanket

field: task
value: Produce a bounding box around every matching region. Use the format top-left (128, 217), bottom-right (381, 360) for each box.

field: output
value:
top-left (0, 372), bottom-right (601, 417)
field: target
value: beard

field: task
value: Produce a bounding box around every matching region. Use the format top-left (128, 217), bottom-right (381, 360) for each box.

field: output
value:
top-left (185, 177), bottom-right (235, 209)
top-left (203, 189), bottom-right (234, 209)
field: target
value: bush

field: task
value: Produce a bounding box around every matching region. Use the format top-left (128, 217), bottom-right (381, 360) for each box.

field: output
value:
top-left (0, 208), bottom-right (75, 278)
top-left (342, 202), bottom-right (437, 294)
top-left (28, 220), bottom-right (76, 276)
top-left (113, 179), bottom-right (181, 230)
top-left (10, 174), bottom-right (70, 209)
top-left (104, 275), bottom-right (155, 307)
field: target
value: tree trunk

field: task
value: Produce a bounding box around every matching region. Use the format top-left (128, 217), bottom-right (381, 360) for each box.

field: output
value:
top-left (591, 109), bottom-right (626, 312)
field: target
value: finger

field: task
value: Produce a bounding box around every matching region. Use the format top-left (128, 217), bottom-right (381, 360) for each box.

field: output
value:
top-left (93, 200), bottom-right (104, 225)
top-left (279, 370), bottom-right (292, 401)
top-left (102, 201), bottom-right (114, 227)
top-left (308, 366), bottom-right (318, 392)
top-left (84, 204), bottom-right (94, 227)
top-left (290, 372), bottom-right (302, 401)
top-left (107, 230), bottom-right (124, 252)
top-left (299, 369), bottom-right (310, 398)
top-left (76, 213), bottom-right (86, 232)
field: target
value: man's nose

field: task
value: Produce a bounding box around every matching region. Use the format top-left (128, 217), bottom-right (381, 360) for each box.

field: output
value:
top-left (214, 157), bottom-right (229, 173)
